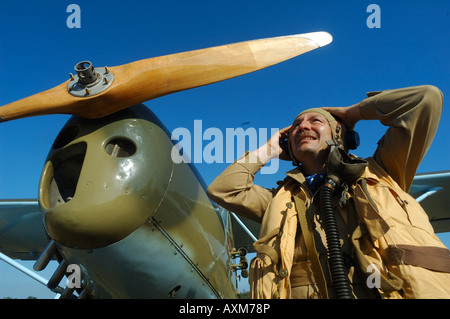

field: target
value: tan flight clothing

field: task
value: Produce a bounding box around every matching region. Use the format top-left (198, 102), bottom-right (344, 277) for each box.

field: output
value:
top-left (207, 85), bottom-right (450, 299)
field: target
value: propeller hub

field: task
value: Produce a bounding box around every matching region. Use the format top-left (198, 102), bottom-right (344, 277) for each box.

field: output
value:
top-left (68, 61), bottom-right (114, 97)
top-left (75, 61), bottom-right (100, 85)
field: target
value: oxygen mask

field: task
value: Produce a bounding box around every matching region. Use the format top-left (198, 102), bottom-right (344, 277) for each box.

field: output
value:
top-left (326, 141), bottom-right (368, 185)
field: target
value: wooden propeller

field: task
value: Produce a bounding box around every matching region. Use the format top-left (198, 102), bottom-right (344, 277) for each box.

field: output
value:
top-left (0, 32), bottom-right (332, 122)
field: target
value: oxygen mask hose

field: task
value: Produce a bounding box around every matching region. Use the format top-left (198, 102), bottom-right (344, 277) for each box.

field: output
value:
top-left (320, 175), bottom-right (353, 299)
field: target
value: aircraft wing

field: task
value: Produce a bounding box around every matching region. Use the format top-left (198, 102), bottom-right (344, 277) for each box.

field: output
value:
top-left (0, 199), bottom-right (50, 260)
top-left (409, 171), bottom-right (450, 233)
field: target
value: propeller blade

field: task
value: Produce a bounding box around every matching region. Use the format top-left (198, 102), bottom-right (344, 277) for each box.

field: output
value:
top-left (0, 31), bottom-right (332, 122)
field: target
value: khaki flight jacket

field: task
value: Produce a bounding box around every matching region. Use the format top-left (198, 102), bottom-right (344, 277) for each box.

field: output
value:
top-left (207, 85), bottom-right (450, 299)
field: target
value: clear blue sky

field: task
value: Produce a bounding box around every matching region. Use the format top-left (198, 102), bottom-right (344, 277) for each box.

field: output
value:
top-left (0, 0), bottom-right (449, 298)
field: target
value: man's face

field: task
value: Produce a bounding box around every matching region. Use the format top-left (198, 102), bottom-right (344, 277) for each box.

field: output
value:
top-left (289, 112), bottom-right (333, 163)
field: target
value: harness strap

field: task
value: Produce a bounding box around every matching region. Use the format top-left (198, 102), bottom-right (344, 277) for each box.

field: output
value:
top-left (293, 195), bottom-right (329, 299)
top-left (387, 245), bottom-right (450, 273)
top-left (290, 260), bottom-right (316, 286)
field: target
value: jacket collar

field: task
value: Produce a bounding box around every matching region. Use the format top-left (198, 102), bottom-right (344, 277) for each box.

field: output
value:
top-left (285, 166), bottom-right (315, 198)
top-left (286, 166), bottom-right (306, 184)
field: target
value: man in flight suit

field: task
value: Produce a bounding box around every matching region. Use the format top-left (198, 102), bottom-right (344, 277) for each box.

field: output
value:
top-left (207, 85), bottom-right (450, 299)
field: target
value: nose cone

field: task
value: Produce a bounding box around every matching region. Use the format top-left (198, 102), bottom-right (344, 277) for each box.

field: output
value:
top-left (39, 105), bottom-right (173, 249)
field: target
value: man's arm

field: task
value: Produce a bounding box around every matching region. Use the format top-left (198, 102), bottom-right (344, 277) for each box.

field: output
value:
top-left (207, 127), bottom-right (291, 223)
top-left (206, 152), bottom-right (273, 223)
top-left (326, 85), bottom-right (443, 191)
